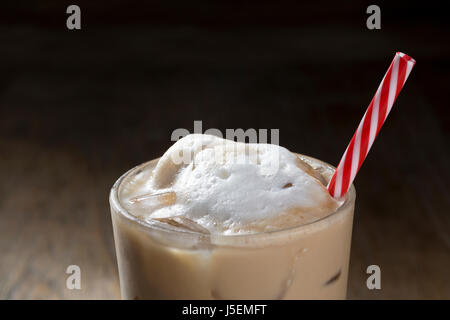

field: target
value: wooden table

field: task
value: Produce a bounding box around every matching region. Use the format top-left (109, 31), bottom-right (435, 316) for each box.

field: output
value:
top-left (0, 23), bottom-right (448, 299)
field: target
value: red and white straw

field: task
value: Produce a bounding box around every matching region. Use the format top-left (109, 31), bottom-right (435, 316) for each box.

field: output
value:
top-left (328, 52), bottom-right (416, 199)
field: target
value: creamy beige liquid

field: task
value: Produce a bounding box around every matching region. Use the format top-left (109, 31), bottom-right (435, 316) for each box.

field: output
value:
top-left (110, 155), bottom-right (355, 299)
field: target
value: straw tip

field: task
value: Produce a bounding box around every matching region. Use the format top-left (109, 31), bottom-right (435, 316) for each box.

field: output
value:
top-left (396, 52), bottom-right (416, 65)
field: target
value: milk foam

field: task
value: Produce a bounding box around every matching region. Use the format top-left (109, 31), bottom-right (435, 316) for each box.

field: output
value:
top-left (122, 134), bottom-right (340, 234)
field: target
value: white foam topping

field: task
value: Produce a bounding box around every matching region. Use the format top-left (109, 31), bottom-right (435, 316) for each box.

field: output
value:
top-left (122, 134), bottom-right (340, 234)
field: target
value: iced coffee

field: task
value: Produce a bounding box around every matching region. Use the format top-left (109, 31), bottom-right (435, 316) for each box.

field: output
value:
top-left (110, 134), bottom-right (355, 299)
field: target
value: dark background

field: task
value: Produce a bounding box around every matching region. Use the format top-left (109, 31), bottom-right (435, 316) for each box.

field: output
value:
top-left (0, 1), bottom-right (449, 299)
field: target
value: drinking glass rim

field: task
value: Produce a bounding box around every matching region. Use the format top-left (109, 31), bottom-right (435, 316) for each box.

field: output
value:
top-left (109, 154), bottom-right (356, 242)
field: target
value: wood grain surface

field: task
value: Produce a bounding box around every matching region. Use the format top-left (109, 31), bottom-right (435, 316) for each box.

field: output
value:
top-left (0, 21), bottom-right (449, 299)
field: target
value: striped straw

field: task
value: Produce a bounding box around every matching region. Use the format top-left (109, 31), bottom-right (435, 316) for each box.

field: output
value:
top-left (328, 52), bottom-right (416, 199)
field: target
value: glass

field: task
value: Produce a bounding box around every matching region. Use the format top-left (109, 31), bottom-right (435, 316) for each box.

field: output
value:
top-left (109, 155), bottom-right (355, 299)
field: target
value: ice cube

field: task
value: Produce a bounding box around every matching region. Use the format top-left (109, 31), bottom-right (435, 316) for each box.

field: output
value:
top-left (127, 190), bottom-right (177, 219)
top-left (129, 190), bottom-right (176, 206)
top-left (153, 216), bottom-right (210, 234)
top-left (295, 157), bottom-right (327, 186)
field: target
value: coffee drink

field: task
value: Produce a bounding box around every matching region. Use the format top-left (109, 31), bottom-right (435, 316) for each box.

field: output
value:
top-left (110, 134), bottom-right (355, 299)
